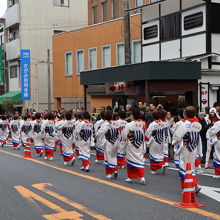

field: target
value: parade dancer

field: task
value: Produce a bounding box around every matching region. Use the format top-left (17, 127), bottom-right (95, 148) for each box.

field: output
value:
top-left (97, 111), bottom-right (119, 179)
top-left (208, 120), bottom-right (220, 178)
top-left (122, 109), bottom-right (146, 184)
top-left (172, 106), bottom-right (202, 193)
top-left (33, 113), bottom-right (44, 157)
top-left (75, 112), bottom-right (93, 172)
top-left (159, 110), bottom-right (171, 167)
top-left (146, 110), bottom-right (165, 175)
top-left (74, 113), bottom-right (83, 157)
top-left (56, 111), bottom-right (75, 166)
top-left (20, 115), bottom-right (32, 158)
top-left (10, 115), bottom-right (21, 150)
top-left (116, 111), bottom-right (127, 168)
top-left (94, 111), bottom-right (106, 162)
top-left (171, 109), bottom-right (185, 169)
top-left (0, 116), bottom-right (9, 147)
top-left (55, 114), bottom-right (65, 155)
top-left (205, 108), bottom-right (219, 168)
top-left (43, 113), bottom-right (57, 161)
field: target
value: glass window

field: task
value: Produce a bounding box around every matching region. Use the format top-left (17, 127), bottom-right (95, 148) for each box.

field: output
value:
top-left (112, 0), bottom-right (119, 19)
top-left (102, 46), bottom-right (111, 68)
top-left (89, 48), bottom-right (97, 70)
top-left (133, 41), bottom-right (141, 63)
top-left (160, 12), bottom-right (180, 41)
top-left (10, 66), bottom-right (18, 79)
top-left (136, 0), bottom-right (143, 7)
top-left (184, 12), bottom-right (203, 30)
top-left (144, 25), bottom-right (158, 40)
top-left (53, 0), bottom-right (69, 7)
top-left (65, 52), bottom-right (72, 76)
top-left (102, 1), bottom-right (107, 22)
top-left (117, 43), bottom-right (125, 66)
top-left (92, 6), bottom-right (98, 24)
top-left (76, 50), bottom-right (84, 75)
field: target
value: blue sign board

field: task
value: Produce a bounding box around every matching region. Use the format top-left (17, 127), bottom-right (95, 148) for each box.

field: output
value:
top-left (21, 49), bottom-right (31, 100)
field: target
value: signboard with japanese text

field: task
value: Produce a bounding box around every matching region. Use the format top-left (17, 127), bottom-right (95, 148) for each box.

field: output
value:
top-left (0, 45), bottom-right (3, 82)
top-left (200, 83), bottom-right (209, 112)
top-left (21, 49), bottom-right (31, 100)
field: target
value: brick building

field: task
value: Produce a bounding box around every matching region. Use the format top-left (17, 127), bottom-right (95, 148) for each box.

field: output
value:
top-left (53, 14), bottom-right (142, 110)
top-left (88, 0), bottom-right (149, 24)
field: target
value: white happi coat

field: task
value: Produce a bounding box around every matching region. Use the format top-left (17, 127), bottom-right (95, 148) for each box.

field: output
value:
top-left (20, 121), bottom-right (32, 143)
top-left (122, 121), bottom-right (145, 167)
top-left (96, 121), bottom-right (119, 168)
top-left (94, 119), bottom-right (106, 151)
top-left (43, 120), bottom-right (57, 148)
top-left (117, 119), bottom-right (128, 156)
top-left (74, 120), bottom-right (82, 148)
top-left (0, 120), bottom-right (9, 141)
top-left (55, 120), bottom-right (64, 142)
top-left (75, 120), bottom-right (93, 160)
top-left (172, 120), bottom-right (202, 178)
top-left (146, 121), bottom-right (164, 163)
top-left (10, 120), bottom-right (20, 143)
top-left (33, 120), bottom-right (44, 147)
top-left (161, 119), bottom-right (171, 157)
top-left (56, 120), bottom-right (75, 155)
top-left (208, 121), bottom-right (220, 169)
top-left (171, 120), bottom-right (185, 166)
top-left (29, 120), bottom-right (35, 140)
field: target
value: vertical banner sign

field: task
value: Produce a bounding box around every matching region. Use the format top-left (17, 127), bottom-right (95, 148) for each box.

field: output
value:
top-left (21, 49), bottom-right (31, 100)
top-left (200, 83), bottom-right (209, 112)
top-left (0, 45), bottom-right (3, 82)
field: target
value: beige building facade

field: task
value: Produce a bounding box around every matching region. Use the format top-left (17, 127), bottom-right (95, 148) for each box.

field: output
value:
top-left (5, 0), bottom-right (88, 111)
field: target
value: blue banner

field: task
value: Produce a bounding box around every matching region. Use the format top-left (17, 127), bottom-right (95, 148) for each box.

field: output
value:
top-left (21, 49), bottom-right (31, 100)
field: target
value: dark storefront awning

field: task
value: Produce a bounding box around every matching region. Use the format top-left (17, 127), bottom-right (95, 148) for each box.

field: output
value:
top-left (80, 61), bottom-right (201, 85)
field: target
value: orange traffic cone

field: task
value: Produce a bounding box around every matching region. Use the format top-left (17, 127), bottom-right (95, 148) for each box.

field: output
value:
top-left (175, 162), bottom-right (204, 208)
top-left (24, 141), bottom-right (33, 158)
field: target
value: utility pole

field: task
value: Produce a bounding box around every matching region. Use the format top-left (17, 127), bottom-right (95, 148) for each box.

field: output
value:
top-left (123, 0), bottom-right (131, 64)
top-left (47, 49), bottom-right (51, 111)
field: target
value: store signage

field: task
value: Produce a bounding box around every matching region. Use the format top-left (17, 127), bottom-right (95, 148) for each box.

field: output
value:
top-left (21, 49), bottom-right (31, 100)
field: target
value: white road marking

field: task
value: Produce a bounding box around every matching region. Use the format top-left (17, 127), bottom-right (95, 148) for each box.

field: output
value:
top-left (200, 186), bottom-right (220, 203)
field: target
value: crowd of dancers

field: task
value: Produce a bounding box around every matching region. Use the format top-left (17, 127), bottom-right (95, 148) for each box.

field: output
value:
top-left (0, 105), bottom-right (219, 193)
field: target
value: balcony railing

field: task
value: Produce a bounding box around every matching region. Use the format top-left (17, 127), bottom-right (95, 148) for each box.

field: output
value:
top-left (5, 3), bottom-right (20, 28)
top-left (6, 38), bottom-right (20, 61)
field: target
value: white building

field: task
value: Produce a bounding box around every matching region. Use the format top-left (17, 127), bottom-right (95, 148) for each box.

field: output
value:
top-left (4, 0), bottom-right (88, 111)
top-left (142, 0), bottom-right (220, 111)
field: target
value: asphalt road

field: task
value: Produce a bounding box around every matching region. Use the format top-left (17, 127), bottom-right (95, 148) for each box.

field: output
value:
top-left (0, 144), bottom-right (219, 220)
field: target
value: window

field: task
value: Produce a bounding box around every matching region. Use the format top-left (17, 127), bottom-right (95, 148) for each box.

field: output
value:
top-left (65, 52), bottom-right (72, 76)
top-left (9, 0), bottom-right (19, 7)
top-left (92, 6), bottom-right (98, 24)
top-left (10, 66), bottom-right (18, 79)
top-left (102, 1), bottom-right (107, 22)
top-left (89, 48), bottom-right (97, 70)
top-left (53, 0), bottom-right (69, 7)
top-left (136, 0), bottom-right (143, 7)
top-left (102, 45), bottom-right (111, 68)
top-left (76, 50), bottom-right (84, 75)
top-left (184, 12), bottom-right (203, 30)
top-left (112, 0), bottom-right (119, 19)
top-left (144, 25), bottom-right (158, 40)
top-left (133, 41), bottom-right (141, 63)
top-left (160, 12), bottom-right (180, 41)
top-left (116, 43), bottom-right (125, 66)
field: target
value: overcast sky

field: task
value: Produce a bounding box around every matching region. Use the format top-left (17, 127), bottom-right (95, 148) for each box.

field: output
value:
top-left (0, 0), bottom-right (7, 18)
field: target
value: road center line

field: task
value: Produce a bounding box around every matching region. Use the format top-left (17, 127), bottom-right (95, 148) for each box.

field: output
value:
top-left (1, 149), bottom-right (220, 220)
